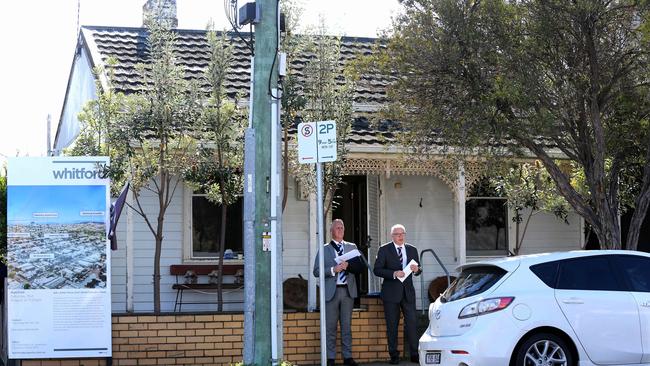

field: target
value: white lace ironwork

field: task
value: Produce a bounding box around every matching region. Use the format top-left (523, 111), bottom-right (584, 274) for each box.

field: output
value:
top-left (342, 157), bottom-right (488, 197)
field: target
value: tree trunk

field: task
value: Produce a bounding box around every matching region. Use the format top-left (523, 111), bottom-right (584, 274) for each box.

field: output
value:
top-left (153, 234), bottom-right (163, 314)
top-left (514, 209), bottom-right (534, 256)
top-left (626, 202), bottom-right (649, 251)
top-left (584, 16), bottom-right (622, 250)
top-left (153, 174), bottom-right (167, 314)
top-left (514, 210), bottom-right (520, 255)
top-left (596, 213), bottom-right (622, 250)
top-left (626, 142), bottom-right (650, 250)
top-left (520, 139), bottom-right (622, 249)
top-left (215, 143), bottom-right (229, 312)
top-left (217, 201), bottom-right (227, 312)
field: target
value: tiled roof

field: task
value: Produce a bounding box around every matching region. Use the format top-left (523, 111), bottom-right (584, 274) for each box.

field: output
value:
top-left (81, 26), bottom-right (397, 147)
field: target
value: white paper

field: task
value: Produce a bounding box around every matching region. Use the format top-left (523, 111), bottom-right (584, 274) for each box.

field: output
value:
top-left (335, 249), bottom-right (361, 264)
top-left (398, 259), bottom-right (419, 282)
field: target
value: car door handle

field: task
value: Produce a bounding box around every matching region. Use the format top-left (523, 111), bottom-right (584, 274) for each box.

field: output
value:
top-left (561, 298), bottom-right (584, 304)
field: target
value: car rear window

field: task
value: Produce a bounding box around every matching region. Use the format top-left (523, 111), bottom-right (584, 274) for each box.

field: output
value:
top-left (441, 265), bottom-right (506, 302)
top-left (612, 255), bottom-right (650, 292)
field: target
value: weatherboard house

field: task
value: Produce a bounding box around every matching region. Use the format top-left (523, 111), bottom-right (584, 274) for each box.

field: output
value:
top-left (47, 4), bottom-right (583, 366)
top-left (53, 6), bottom-right (583, 314)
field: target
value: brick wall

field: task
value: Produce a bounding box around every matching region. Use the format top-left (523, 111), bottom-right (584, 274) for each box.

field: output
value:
top-left (21, 297), bottom-right (406, 366)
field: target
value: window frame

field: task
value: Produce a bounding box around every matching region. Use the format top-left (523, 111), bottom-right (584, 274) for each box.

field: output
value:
top-left (182, 185), bottom-right (244, 263)
top-left (465, 196), bottom-right (512, 257)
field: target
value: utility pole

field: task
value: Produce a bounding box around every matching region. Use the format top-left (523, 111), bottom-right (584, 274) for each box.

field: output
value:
top-left (249, 0), bottom-right (277, 364)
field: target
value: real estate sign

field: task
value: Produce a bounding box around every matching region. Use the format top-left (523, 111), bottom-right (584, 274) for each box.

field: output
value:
top-left (6, 157), bottom-right (112, 359)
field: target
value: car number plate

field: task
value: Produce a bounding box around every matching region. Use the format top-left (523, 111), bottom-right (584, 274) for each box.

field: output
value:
top-left (425, 352), bottom-right (441, 364)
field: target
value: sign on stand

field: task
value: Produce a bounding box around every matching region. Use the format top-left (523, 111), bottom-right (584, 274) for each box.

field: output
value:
top-left (6, 157), bottom-right (112, 360)
top-left (297, 120), bottom-right (337, 164)
top-left (296, 120), bottom-right (337, 366)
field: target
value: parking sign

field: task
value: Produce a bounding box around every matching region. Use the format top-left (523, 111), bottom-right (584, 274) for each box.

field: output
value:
top-left (297, 120), bottom-right (337, 164)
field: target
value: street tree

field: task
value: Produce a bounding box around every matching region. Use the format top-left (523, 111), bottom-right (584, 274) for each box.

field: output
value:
top-left (491, 161), bottom-right (570, 255)
top-left (113, 18), bottom-right (202, 313)
top-left (279, 0), bottom-right (307, 211)
top-left (72, 58), bottom-right (128, 191)
top-left (77, 17), bottom-right (203, 313)
top-left (290, 24), bottom-right (357, 217)
top-left (183, 29), bottom-right (245, 311)
top-left (382, 0), bottom-right (650, 249)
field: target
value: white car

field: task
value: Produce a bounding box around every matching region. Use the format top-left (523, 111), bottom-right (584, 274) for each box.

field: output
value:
top-left (419, 250), bottom-right (650, 366)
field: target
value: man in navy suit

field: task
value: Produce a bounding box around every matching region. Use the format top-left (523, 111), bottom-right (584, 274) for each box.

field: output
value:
top-left (313, 219), bottom-right (359, 366)
top-left (374, 224), bottom-right (422, 364)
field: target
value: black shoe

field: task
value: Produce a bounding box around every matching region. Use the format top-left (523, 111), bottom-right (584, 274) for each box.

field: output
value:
top-left (343, 358), bottom-right (358, 366)
top-left (410, 355), bottom-right (419, 363)
top-left (389, 356), bottom-right (400, 364)
top-left (327, 359), bottom-right (335, 366)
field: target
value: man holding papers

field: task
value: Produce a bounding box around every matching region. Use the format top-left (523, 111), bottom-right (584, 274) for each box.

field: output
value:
top-left (373, 224), bottom-right (422, 364)
top-left (313, 219), bottom-right (360, 366)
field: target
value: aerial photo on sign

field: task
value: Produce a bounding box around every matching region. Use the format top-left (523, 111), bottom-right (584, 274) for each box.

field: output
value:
top-left (7, 185), bottom-right (108, 290)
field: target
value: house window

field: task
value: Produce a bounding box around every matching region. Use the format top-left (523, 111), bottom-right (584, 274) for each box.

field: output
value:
top-left (190, 193), bottom-right (243, 259)
top-left (466, 180), bottom-right (508, 256)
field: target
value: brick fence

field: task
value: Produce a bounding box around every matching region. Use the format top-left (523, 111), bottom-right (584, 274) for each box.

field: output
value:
top-left (21, 297), bottom-right (408, 366)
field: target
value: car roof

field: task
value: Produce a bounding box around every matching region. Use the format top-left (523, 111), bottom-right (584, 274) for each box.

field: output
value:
top-left (456, 250), bottom-right (650, 272)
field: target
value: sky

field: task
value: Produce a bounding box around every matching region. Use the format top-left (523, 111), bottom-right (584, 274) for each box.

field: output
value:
top-left (8, 185), bottom-right (106, 224)
top-left (0, 0), bottom-right (402, 163)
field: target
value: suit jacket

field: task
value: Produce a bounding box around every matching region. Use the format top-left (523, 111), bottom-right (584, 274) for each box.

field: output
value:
top-left (373, 242), bottom-right (421, 303)
top-left (313, 241), bottom-right (359, 301)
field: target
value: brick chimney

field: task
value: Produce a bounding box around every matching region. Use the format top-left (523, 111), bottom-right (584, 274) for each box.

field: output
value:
top-left (142, 0), bottom-right (178, 28)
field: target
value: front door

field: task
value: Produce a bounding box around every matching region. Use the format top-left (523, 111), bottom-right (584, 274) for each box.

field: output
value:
top-left (333, 175), bottom-right (368, 298)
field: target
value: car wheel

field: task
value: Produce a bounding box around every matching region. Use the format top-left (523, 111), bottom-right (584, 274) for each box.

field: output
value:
top-left (515, 332), bottom-right (574, 366)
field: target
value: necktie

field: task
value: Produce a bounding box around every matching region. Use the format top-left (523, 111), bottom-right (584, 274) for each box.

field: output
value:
top-left (336, 243), bottom-right (347, 283)
top-left (397, 246), bottom-right (404, 268)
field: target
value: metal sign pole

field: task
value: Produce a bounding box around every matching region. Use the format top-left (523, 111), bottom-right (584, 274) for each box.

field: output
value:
top-left (317, 161), bottom-right (327, 366)
top-left (297, 120), bottom-right (336, 366)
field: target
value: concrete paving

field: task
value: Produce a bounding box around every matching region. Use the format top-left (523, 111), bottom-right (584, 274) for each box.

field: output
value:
top-left (303, 361), bottom-right (420, 366)
top-left (360, 362), bottom-right (420, 366)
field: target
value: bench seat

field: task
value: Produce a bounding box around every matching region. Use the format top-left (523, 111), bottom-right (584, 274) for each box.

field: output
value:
top-left (170, 264), bottom-right (244, 312)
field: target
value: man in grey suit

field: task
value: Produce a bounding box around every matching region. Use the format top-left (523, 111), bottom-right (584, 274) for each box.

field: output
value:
top-left (374, 224), bottom-right (421, 364)
top-left (313, 219), bottom-right (359, 366)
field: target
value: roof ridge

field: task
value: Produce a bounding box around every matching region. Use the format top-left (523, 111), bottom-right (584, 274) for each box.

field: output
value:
top-left (80, 25), bottom-right (381, 43)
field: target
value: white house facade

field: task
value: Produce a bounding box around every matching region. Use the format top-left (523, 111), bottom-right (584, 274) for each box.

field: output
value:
top-left (54, 24), bottom-right (584, 314)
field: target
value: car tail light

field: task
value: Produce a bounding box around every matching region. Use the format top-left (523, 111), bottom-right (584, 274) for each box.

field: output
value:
top-left (458, 297), bottom-right (514, 319)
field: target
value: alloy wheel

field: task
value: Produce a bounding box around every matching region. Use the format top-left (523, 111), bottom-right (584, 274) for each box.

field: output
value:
top-left (524, 339), bottom-right (568, 366)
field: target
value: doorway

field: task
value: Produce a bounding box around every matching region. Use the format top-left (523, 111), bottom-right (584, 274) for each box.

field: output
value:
top-left (332, 175), bottom-right (368, 298)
